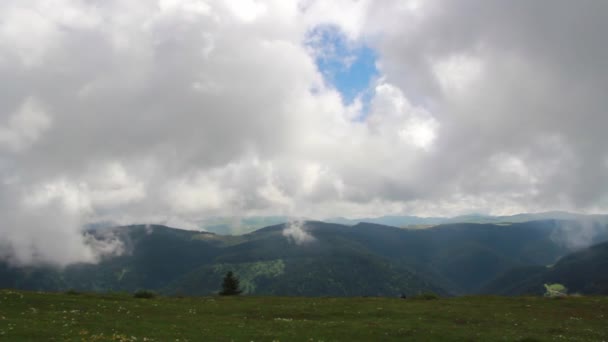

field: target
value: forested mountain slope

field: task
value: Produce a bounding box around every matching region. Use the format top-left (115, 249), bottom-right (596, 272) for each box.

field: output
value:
top-left (1, 220), bottom-right (606, 296)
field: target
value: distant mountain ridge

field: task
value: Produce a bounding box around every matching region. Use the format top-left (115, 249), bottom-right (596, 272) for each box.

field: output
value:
top-left (85, 211), bottom-right (608, 236)
top-left (327, 211), bottom-right (608, 228)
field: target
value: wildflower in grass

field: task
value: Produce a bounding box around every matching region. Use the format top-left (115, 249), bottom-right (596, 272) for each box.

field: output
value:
top-left (274, 318), bottom-right (293, 322)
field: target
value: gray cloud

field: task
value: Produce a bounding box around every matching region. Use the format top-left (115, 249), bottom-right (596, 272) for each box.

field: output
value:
top-left (0, 0), bottom-right (607, 265)
top-left (369, 0), bottom-right (608, 210)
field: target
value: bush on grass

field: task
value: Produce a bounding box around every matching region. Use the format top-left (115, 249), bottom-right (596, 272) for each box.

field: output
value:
top-left (133, 290), bottom-right (157, 299)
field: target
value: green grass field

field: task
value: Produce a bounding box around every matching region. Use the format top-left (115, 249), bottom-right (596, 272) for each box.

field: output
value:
top-left (1, 290), bottom-right (607, 341)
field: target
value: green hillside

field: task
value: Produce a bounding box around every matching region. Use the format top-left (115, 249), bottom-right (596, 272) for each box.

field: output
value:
top-left (482, 241), bottom-right (608, 296)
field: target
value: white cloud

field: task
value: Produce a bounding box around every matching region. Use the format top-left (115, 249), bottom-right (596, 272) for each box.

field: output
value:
top-left (300, 0), bottom-right (372, 40)
top-left (0, 98), bottom-right (51, 152)
top-left (0, 6), bottom-right (58, 67)
top-left (398, 118), bottom-right (437, 150)
top-left (368, 82), bottom-right (438, 150)
top-left (167, 174), bottom-right (232, 213)
top-left (224, 0), bottom-right (268, 22)
top-left (433, 54), bottom-right (483, 95)
top-left (0, 180), bottom-right (123, 267)
top-left (86, 163), bottom-right (146, 208)
top-left (158, 0), bottom-right (213, 16)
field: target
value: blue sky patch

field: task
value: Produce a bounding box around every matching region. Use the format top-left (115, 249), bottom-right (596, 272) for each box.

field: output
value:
top-left (307, 26), bottom-right (378, 111)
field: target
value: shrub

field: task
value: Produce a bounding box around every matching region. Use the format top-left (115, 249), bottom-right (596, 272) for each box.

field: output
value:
top-left (133, 290), bottom-right (157, 299)
top-left (65, 289), bottom-right (81, 295)
top-left (411, 292), bottom-right (440, 300)
top-left (544, 283), bottom-right (567, 298)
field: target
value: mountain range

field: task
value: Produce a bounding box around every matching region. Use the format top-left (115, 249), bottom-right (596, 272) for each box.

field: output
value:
top-left (2, 218), bottom-right (608, 297)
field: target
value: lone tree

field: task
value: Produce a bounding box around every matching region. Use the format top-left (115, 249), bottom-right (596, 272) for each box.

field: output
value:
top-left (219, 271), bottom-right (242, 296)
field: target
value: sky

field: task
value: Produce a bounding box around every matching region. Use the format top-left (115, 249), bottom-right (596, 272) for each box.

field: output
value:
top-left (1, 0), bottom-right (608, 265)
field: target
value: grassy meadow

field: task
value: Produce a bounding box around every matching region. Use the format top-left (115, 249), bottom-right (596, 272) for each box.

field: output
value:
top-left (0, 290), bottom-right (607, 341)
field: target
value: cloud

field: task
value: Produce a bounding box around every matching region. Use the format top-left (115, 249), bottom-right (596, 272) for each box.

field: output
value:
top-left (0, 180), bottom-right (124, 267)
top-left (282, 220), bottom-right (315, 245)
top-left (0, 97), bottom-right (51, 152)
top-left (551, 219), bottom-right (608, 251)
top-left (370, 0), bottom-right (608, 212)
top-left (0, 0), bottom-right (607, 265)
